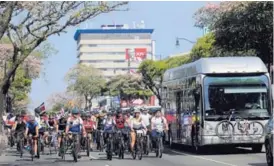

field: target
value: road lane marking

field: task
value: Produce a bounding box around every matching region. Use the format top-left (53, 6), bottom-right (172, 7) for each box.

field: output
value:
top-left (169, 149), bottom-right (238, 166)
top-left (89, 155), bottom-right (98, 160)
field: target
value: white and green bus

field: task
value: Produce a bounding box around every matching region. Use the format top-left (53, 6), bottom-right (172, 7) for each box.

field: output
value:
top-left (162, 57), bottom-right (272, 152)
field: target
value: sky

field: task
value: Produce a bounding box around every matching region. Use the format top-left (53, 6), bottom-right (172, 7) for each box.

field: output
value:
top-left (29, 1), bottom-right (208, 110)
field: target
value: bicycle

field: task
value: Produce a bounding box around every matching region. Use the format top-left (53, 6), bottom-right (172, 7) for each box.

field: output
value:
top-left (15, 131), bottom-right (25, 158)
top-left (67, 132), bottom-right (81, 162)
top-left (26, 134), bottom-right (40, 161)
top-left (155, 130), bottom-right (164, 158)
top-left (143, 131), bottom-right (151, 155)
top-left (58, 131), bottom-right (67, 160)
top-left (47, 127), bottom-right (58, 155)
top-left (132, 129), bottom-right (144, 160)
top-left (116, 129), bottom-right (125, 159)
top-left (98, 130), bottom-right (104, 152)
top-left (105, 132), bottom-right (114, 160)
top-left (81, 132), bottom-right (91, 157)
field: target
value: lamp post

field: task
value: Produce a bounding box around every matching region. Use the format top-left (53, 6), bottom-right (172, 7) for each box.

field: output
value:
top-left (175, 37), bottom-right (196, 47)
top-left (126, 48), bottom-right (134, 74)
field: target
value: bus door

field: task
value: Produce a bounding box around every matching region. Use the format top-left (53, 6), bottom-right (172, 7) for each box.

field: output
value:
top-left (193, 86), bottom-right (202, 145)
top-left (176, 92), bottom-right (182, 141)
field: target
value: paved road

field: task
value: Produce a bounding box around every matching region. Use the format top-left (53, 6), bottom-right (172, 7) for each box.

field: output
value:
top-left (0, 145), bottom-right (267, 166)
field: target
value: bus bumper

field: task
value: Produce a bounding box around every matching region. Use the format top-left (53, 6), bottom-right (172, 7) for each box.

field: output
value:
top-left (201, 135), bottom-right (265, 145)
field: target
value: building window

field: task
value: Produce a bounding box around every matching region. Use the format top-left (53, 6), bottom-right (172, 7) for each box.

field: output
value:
top-left (113, 69), bottom-right (116, 74)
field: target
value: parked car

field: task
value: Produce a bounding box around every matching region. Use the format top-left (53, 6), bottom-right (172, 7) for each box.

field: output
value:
top-left (265, 117), bottom-right (273, 166)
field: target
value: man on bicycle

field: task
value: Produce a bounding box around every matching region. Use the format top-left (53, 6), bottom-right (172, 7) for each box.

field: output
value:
top-left (25, 115), bottom-right (39, 158)
top-left (65, 108), bottom-right (86, 158)
top-left (12, 114), bottom-right (26, 149)
top-left (150, 109), bottom-right (168, 150)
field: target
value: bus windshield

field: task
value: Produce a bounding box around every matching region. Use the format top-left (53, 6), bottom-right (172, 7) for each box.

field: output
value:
top-left (203, 75), bottom-right (270, 120)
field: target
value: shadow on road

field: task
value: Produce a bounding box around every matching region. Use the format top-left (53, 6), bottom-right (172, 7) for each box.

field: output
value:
top-left (248, 163), bottom-right (267, 166)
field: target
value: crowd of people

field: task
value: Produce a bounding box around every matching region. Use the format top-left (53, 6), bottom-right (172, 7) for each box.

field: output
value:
top-left (2, 106), bottom-right (169, 160)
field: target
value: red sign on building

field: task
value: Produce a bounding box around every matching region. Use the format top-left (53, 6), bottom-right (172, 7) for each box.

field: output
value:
top-left (134, 48), bottom-right (147, 59)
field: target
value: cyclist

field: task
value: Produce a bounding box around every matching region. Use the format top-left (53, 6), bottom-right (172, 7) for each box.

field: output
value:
top-left (12, 114), bottom-right (26, 149)
top-left (82, 113), bottom-right (95, 151)
top-left (39, 115), bottom-right (49, 144)
top-left (65, 108), bottom-right (86, 158)
top-left (57, 115), bottom-right (67, 149)
top-left (103, 112), bottom-right (116, 142)
top-left (25, 115), bottom-right (39, 158)
top-left (130, 108), bottom-right (147, 152)
top-left (96, 110), bottom-right (106, 149)
top-left (150, 109), bottom-right (168, 149)
top-left (48, 114), bottom-right (58, 132)
top-left (114, 110), bottom-right (125, 151)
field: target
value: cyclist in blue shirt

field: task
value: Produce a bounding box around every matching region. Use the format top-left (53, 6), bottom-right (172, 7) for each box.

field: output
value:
top-left (25, 115), bottom-right (39, 158)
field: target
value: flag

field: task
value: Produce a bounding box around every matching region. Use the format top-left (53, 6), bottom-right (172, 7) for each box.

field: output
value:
top-left (35, 102), bottom-right (46, 115)
top-left (59, 107), bottom-right (65, 116)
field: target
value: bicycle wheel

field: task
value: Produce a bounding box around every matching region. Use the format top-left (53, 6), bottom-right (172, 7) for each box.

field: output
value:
top-left (158, 137), bottom-right (163, 158)
top-left (37, 139), bottom-right (41, 159)
top-left (72, 142), bottom-right (78, 162)
top-left (156, 138), bottom-right (159, 157)
top-left (30, 139), bottom-right (34, 161)
top-left (138, 138), bottom-right (143, 160)
top-left (99, 135), bottom-right (104, 152)
top-left (215, 120), bottom-right (234, 140)
top-left (86, 137), bottom-right (90, 157)
top-left (60, 137), bottom-right (66, 160)
top-left (20, 139), bottom-right (24, 158)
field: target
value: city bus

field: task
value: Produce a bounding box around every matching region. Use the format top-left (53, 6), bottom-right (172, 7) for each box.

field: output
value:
top-left (162, 57), bottom-right (272, 153)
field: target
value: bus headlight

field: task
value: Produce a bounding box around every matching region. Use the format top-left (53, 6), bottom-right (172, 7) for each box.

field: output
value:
top-left (203, 122), bottom-right (215, 135)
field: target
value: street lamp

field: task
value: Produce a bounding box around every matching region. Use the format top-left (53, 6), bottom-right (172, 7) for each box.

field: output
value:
top-left (175, 37), bottom-right (196, 47)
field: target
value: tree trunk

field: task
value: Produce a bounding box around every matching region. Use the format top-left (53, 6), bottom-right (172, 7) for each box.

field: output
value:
top-left (0, 2), bottom-right (15, 40)
top-left (84, 95), bottom-right (88, 109)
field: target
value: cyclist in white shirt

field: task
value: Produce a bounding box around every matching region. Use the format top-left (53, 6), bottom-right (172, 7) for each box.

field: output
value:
top-left (150, 109), bottom-right (168, 148)
top-left (141, 107), bottom-right (151, 129)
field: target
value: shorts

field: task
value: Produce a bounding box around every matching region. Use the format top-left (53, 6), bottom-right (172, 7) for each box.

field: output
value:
top-left (27, 130), bottom-right (37, 136)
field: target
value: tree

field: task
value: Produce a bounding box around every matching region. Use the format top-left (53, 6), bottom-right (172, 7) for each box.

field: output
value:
top-left (65, 64), bottom-right (106, 109)
top-left (213, 2), bottom-right (273, 71)
top-left (138, 56), bottom-right (191, 105)
top-left (107, 74), bottom-right (152, 102)
top-left (138, 60), bottom-right (167, 105)
top-left (190, 32), bottom-right (215, 61)
top-left (47, 91), bottom-right (83, 113)
top-left (194, 2), bottom-right (273, 72)
top-left (0, 1), bottom-right (128, 131)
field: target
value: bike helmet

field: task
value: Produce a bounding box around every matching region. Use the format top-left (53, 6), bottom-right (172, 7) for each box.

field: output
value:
top-left (29, 115), bottom-right (35, 121)
top-left (71, 108), bottom-right (79, 114)
top-left (134, 108), bottom-right (141, 113)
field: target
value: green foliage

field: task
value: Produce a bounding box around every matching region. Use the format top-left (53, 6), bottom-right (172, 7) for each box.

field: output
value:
top-left (190, 32), bottom-right (215, 61)
top-left (138, 55), bottom-right (191, 105)
top-left (213, 1), bottom-right (273, 65)
top-left (164, 54), bottom-right (191, 68)
top-left (9, 67), bottom-right (32, 108)
top-left (107, 74), bottom-right (152, 100)
top-left (194, 1), bottom-right (273, 70)
top-left (66, 64), bottom-right (106, 108)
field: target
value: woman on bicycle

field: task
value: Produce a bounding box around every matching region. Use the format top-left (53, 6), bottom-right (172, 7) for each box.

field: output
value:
top-left (82, 113), bottom-right (95, 150)
top-left (103, 112), bottom-right (115, 141)
top-left (150, 110), bottom-right (168, 149)
top-left (130, 109), bottom-right (147, 152)
top-left (57, 115), bottom-right (67, 149)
